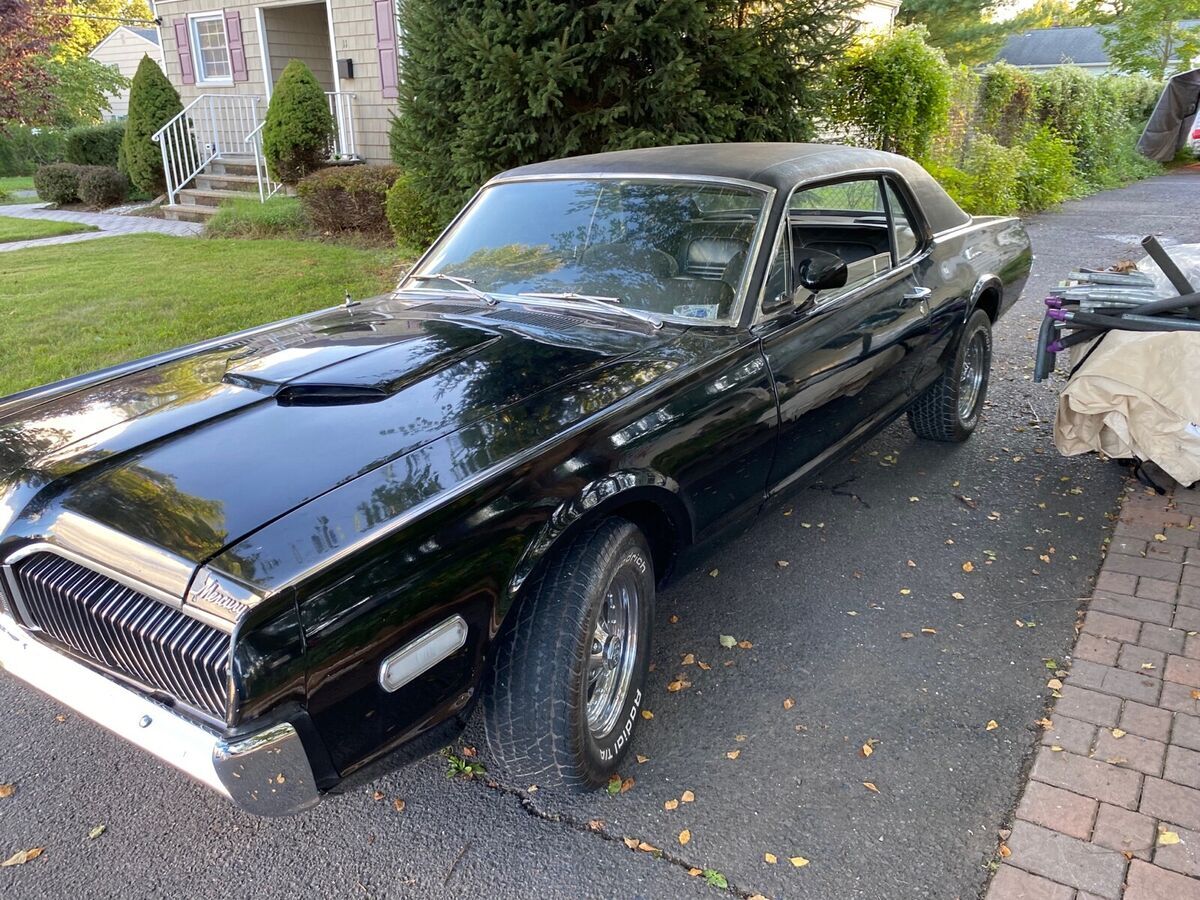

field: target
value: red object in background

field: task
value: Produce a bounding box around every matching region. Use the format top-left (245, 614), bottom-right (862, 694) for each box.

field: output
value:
top-left (1193, 127), bottom-right (1200, 139)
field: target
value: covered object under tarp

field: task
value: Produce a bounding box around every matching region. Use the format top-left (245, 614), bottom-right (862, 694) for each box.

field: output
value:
top-left (1138, 68), bottom-right (1200, 162)
top-left (1055, 331), bottom-right (1200, 486)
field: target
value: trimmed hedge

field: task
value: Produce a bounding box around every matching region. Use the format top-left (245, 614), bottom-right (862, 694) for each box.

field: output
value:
top-left (78, 166), bottom-right (129, 208)
top-left (34, 163), bottom-right (86, 205)
top-left (385, 173), bottom-right (441, 250)
top-left (296, 164), bottom-right (399, 234)
top-left (0, 127), bottom-right (66, 177)
top-left (65, 122), bottom-right (126, 168)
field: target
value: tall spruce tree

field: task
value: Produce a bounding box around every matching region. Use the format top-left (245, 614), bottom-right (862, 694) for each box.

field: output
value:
top-left (391, 0), bottom-right (858, 224)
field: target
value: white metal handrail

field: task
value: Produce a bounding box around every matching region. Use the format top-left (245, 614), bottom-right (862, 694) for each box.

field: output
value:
top-left (152, 94), bottom-right (263, 205)
top-left (326, 92), bottom-right (357, 160)
top-left (245, 121), bottom-right (283, 202)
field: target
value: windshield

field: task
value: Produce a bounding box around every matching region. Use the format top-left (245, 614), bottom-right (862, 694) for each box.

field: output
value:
top-left (400, 178), bottom-right (768, 324)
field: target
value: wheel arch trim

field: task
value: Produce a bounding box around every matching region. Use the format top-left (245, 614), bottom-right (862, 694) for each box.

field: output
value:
top-left (502, 470), bottom-right (692, 615)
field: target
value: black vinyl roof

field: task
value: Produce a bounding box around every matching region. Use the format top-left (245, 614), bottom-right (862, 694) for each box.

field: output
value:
top-left (495, 143), bottom-right (971, 233)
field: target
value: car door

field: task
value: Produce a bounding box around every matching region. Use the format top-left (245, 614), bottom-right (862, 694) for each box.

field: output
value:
top-left (756, 175), bottom-right (931, 495)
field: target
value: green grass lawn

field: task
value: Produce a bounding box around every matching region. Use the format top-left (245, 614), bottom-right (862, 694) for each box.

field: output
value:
top-left (0, 214), bottom-right (97, 243)
top-left (0, 176), bottom-right (35, 193)
top-left (0, 233), bottom-right (402, 396)
top-left (0, 176), bottom-right (37, 206)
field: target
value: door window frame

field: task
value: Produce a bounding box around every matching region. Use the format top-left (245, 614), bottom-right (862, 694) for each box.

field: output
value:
top-left (754, 169), bottom-right (932, 326)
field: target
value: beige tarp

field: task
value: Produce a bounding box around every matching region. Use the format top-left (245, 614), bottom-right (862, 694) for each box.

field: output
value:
top-left (1055, 330), bottom-right (1200, 486)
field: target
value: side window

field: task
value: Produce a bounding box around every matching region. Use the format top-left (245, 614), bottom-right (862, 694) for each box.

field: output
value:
top-left (885, 181), bottom-right (919, 262)
top-left (789, 177), bottom-right (890, 297)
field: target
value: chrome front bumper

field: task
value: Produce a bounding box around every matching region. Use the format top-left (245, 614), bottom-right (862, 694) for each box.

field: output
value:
top-left (0, 611), bottom-right (319, 817)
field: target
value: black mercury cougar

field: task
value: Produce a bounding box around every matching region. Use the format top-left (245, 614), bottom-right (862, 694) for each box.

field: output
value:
top-left (0, 144), bottom-right (1031, 814)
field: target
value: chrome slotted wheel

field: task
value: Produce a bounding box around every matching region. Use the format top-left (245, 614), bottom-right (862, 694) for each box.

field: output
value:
top-left (957, 331), bottom-right (987, 421)
top-left (585, 568), bottom-right (640, 739)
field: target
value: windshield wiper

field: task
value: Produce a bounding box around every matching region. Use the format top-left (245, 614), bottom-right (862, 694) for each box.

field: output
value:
top-left (517, 292), bottom-right (663, 329)
top-left (405, 273), bottom-right (498, 306)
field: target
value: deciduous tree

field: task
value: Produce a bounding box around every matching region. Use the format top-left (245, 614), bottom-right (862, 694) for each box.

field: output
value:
top-left (1098, 0), bottom-right (1200, 78)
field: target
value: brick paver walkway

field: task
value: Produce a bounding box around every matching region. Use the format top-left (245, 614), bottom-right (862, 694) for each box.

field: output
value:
top-left (0, 202), bottom-right (201, 252)
top-left (987, 484), bottom-right (1200, 900)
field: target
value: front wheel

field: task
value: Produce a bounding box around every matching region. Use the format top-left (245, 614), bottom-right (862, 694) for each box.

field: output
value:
top-left (907, 308), bottom-right (993, 443)
top-left (484, 518), bottom-right (654, 789)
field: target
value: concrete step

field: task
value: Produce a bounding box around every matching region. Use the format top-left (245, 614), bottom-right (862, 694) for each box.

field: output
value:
top-left (206, 156), bottom-right (259, 178)
top-left (161, 203), bottom-right (216, 223)
top-left (178, 188), bottom-right (254, 208)
top-left (194, 172), bottom-right (262, 194)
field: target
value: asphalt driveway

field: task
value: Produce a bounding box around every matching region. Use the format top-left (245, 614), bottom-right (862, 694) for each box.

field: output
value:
top-left (2, 170), bottom-right (1198, 900)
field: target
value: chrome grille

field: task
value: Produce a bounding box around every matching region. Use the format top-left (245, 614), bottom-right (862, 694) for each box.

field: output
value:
top-left (12, 553), bottom-right (231, 718)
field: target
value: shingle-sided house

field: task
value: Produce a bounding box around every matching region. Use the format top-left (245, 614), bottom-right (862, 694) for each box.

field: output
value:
top-left (149, 0), bottom-right (899, 218)
top-left (156, 0), bottom-right (397, 161)
top-left (87, 25), bottom-right (166, 120)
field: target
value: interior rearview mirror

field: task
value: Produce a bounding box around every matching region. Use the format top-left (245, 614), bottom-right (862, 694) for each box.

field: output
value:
top-left (795, 250), bottom-right (848, 293)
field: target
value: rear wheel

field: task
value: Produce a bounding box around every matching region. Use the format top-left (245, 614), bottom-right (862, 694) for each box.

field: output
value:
top-left (907, 308), bottom-right (993, 442)
top-left (484, 518), bottom-right (653, 789)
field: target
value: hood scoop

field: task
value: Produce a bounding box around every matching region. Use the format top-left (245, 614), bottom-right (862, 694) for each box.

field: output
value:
top-left (222, 321), bottom-right (501, 406)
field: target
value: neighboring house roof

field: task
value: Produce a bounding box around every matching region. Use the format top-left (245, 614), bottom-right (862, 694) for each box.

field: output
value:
top-left (127, 26), bottom-right (160, 45)
top-left (997, 21), bottom-right (1200, 69)
top-left (997, 25), bottom-right (1109, 68)
top-left (87, 24), bottom-right (161, 59)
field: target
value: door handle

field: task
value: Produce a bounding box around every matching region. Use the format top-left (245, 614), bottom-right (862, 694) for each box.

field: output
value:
top-left (902, 286), bottom-right (932, 306)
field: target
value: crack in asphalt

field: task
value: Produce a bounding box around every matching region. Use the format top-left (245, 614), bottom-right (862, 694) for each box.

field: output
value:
top-left (472, 775), bottom-right (763, 899)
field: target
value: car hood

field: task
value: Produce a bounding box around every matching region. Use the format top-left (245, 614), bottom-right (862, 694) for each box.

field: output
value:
top-left (0, 297), bottom-right (678, 580)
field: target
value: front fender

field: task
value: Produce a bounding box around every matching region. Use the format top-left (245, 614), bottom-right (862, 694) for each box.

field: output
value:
top-left (504, 469), bottom-right (692, 609)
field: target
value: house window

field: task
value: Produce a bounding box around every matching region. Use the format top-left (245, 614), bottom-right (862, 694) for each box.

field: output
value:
top-left (191, 14), bottom-right (231, 83)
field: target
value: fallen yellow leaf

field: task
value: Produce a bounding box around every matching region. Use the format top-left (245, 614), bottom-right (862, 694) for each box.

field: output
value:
top-left (1036, 718), bottom-right (1053, 728)
top-left (783, 697), bottom-right (795, 710)
top-left (1050, 745), bottom-right (1063, 751)
top-left (393, 798), bottom-right (406, 813)
top-left (1112, 728), bottom-right (1127, 739)
top-left (1154, 533), bottom-right (1168, 542)
top-left (900, 631), bottom-right (915, 639)
top-left (951, 592), bottom-right (965, 601)
top-left (637, 841), bottom-right (658, 853)
top-left (1047, 678), bottom-right (1063, 690)
top-left (0, 784), bottom-right (13, 799)
top-left (623, 837), bottom-right (639, 849)
top-left (665, 799), bottom-right (679, 810)
top-left (863, 782), bottom-right (880, 793)
top-left (765, 852), bottom-right (778, 864)
top-left (678, 829), bottom-right (691, 846)
top-left (899, 588), bottom-right (912, 596)
top-left (636, 754), bottom-right (649, 764)
top-left (962, 561), bottom-right (975, 573)
top-left (726, 750), bottom-right (741, 760)
top-left (999, 843), bottom-right (1011, 858)
top-left (986, 720), bottom-right (999, 731)
top-left (737, 640), bottom-right (753, 649)
top-left (709, 569), bottom-right (719, 577)
top-left (921, 627), bottom-right (937, 635)
top-left (667, 679), bottom-right (691, 693)
top-left (681, 790), bottom-right (695, 803)
top-left (860, 743), bottom-right (874, 758)
top-left (1, 848), bottom-right (43, 867)
top-left (790, 856), bottom-right (810, 868)
top-left (1158, 829), bottom-right (1182, 845)
top-left (641, 710), bottom-right (654, 720)
top-left (688, 867), bottom-right (703, 876)
top-left (620, 776), bottom-right (635, 794)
